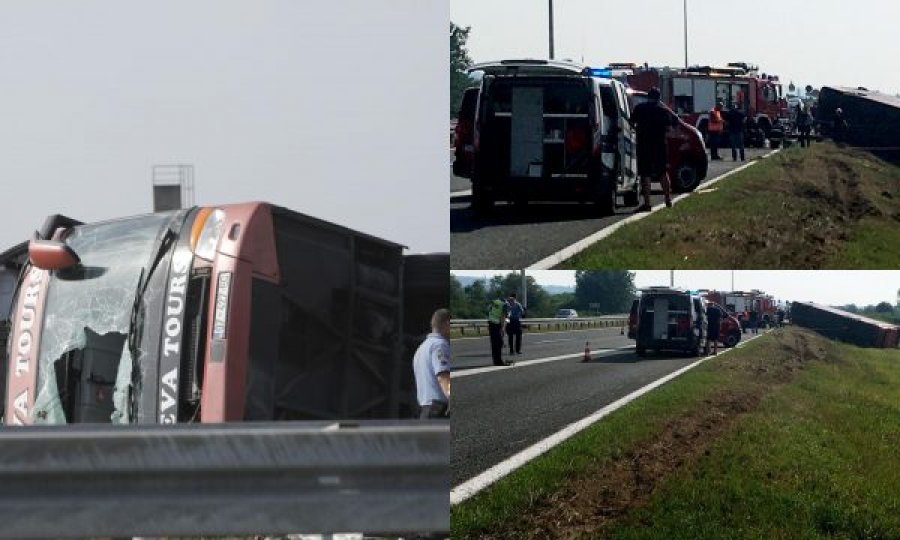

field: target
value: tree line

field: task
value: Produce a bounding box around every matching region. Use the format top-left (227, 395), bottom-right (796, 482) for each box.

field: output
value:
top-left (450, 271), bottom-right (636, 319)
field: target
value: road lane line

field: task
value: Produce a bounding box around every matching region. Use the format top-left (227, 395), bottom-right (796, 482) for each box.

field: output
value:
top-left (450, 332), bottom-right (767, 505)
top-left (451, 349), bottom-right (616, 379)
top-left (527, 149), bottom-right (781, 270)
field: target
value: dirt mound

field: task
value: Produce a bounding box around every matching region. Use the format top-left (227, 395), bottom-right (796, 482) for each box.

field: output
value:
top-left (486, 329), bottom-right (829, 540)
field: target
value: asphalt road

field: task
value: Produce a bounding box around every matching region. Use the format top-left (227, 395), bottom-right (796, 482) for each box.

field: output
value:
top-left (451, 327), bottom-right (703, 485)
top-left (450, 148), bottom-right (770, 268)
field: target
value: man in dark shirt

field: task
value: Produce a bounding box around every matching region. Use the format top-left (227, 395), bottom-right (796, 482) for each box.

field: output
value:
top-left (723, 103), bottom-right (746, 161)
top-left (630, 87), bottom-right (678, 211)
top-left (705, 303), bottom-right (723, 355)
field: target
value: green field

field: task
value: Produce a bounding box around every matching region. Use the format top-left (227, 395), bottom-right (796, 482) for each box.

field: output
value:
top-left (451, 328), bottom-right (900, 539)
top-left (560, 143), bottom-right (900, 269)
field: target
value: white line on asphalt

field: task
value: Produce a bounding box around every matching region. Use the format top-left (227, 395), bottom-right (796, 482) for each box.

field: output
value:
top-left (527, 149), bottom-right (781, 270)
top-left (451, 349), bottom-right (615, 379)
top-left (450, 332), bottom-right (767, 505)
top-left (535, 338), bottom-right (576, 344)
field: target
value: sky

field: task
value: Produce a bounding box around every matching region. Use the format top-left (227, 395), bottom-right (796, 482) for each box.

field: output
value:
top-left (0, 0), bottom-right (448, 253)
top-left (452, 0), bottom-right (900, 96)
top-left (451, 270), bottom-right (900, 307)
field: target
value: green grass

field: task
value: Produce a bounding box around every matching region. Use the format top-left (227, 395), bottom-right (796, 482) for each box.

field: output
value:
top-left (561, 143), bottom-right (900, 269)
top-left (609, 343), bottom-right (900, 539)
top-left (451, 332), bottom-right (783, 539)
top-left (451, 329), bottom-right (900, 539)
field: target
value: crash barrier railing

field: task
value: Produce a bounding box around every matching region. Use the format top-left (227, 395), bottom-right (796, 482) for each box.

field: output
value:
top-left (452, 315), bottom-right (628, 336)
top-left (0, 420), bottom-right (449, 539)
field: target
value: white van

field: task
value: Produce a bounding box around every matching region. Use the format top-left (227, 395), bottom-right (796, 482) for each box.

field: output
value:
top-left (466, 59), bottom-right (640, 217)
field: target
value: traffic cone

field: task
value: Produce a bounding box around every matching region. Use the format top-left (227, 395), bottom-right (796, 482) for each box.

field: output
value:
top-left (583, 341), bottom-right (591, 362)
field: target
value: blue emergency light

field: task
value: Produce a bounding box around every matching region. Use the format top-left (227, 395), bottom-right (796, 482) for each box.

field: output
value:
top-left (589, 68), bottom-right (613, 78)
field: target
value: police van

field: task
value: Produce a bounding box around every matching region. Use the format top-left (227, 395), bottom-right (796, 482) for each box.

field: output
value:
top-left (462, 59), bottom-right (640, 217)
top-left (634, 287), bottom-right (707, 357)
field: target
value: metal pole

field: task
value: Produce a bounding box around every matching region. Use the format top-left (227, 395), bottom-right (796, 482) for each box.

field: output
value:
top-left (549, 0), bottom-right (555, 60)
top-left (521, 269), bottom-right (527, 309)
top-left (670, 270), bottom-right (674, 287)
top-left (731, 270), bottom-right (735, 291)
top-left (683, 0), bottom-right (689, 68)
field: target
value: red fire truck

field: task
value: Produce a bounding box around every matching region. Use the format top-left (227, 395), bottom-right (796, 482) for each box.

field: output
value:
top-left (723, 290), bottom-right (777, 328)
top-left (617, 62), bottom-right (790, 146)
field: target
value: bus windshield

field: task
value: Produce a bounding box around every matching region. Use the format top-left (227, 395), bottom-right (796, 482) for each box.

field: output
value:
top-left (31, 211), bottom-right (177, 424)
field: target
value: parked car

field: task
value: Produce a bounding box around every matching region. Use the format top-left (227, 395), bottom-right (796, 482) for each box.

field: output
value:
top-left (556, 308), bottom-right (579, 319)
top-left (628, 90), bottom-right (709, 192)
top-left (707, 301), bottom-right (742, 348)
top-left (633, 287), bottom-right (707, 356)
top-left (453, 87), bottom-right (480, 178)
top-left (465, 59), bottom-right (641, 217)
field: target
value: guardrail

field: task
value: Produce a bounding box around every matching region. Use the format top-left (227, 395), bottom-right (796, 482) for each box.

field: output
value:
top-left (452, 315), bottom-right (627, 336)
top-left (0, 420), bottom-right (449, 538)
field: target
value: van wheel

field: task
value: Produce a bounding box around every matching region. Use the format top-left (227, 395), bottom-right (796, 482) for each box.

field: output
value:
top-left (724, 332), bottom-right (739, 348)
top-left (673, 164), bottom-right (700, 193)
top-left (471, 182), bottom-right (493, 218)
top-left (623, 186), bottom-right (639, 207)
top-left (596, 182), bottom-right (617, 216)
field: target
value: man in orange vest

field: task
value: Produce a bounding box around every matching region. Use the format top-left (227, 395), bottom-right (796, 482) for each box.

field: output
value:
top-left (707, 101), bottom-right (725, 160)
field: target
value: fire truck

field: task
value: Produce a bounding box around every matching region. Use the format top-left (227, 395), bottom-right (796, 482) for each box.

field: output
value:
top-left (615, 62), bottom-right (790, 146)
top-left (723, 290), bottom-right (777, 328)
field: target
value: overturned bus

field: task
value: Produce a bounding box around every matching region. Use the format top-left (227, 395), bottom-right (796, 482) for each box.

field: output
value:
top-left (2, 203), bottom-right (448, 425)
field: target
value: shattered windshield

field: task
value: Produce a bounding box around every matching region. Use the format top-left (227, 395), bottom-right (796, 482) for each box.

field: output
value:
top-left (32, 212), bottom-right (177, 424)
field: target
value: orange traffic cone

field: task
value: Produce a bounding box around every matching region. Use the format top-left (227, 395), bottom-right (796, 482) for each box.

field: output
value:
top-left (583, 341), bottom-right (591, 362)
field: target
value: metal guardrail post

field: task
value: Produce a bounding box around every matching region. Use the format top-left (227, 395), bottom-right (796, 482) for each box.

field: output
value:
top-left (0, 421), bottom-right (449, 538)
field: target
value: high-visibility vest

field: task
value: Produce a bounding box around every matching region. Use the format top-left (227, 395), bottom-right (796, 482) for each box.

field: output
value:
top-left (708, 109), bottom-right (724, 133)
top-left (488, 299), bottom-right (505, 324)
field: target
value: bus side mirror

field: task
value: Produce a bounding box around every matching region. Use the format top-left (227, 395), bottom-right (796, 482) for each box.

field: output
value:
top-left (29, 240), bottom-right (80, 270)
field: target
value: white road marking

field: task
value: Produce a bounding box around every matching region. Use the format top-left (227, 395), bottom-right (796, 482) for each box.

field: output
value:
top-left (451, 349), bottom-right (616, 379)
top-left (527, 149), bottom-right (781, 270)
top-left (450, 332), bottom-right (767, 505)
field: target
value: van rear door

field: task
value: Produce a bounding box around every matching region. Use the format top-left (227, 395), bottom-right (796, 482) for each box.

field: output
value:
top-left (611, 82), bottom-right (637, 189)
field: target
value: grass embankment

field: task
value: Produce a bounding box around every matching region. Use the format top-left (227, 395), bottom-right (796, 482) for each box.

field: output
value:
top-left (562, 143), bottom-right (900, 269)
top-left (451, 328), bottom-right (900, 539)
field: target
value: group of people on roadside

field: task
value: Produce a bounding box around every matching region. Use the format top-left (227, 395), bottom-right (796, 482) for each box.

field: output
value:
top-left (411, 294), bottom-right (528, 419)
top-left (706, 101), bottom-right (750, 161)
top-left (487, 293), bottom-right (525, 366)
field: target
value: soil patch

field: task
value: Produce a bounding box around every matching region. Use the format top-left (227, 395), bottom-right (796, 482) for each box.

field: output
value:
top-left (484, 330), bottom-right (828, 539)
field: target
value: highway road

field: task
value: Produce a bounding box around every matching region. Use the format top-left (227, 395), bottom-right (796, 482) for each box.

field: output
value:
top-left (451, 327), bottom-right (711, 485)
top-left (450, 148), bottom-right (771, 268)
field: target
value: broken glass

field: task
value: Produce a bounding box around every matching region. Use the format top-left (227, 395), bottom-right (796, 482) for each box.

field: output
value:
top-left (33, 212), bottom-right (176, 424)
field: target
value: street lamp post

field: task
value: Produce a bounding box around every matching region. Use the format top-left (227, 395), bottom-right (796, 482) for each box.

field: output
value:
top-left (549, 0), bottom-right (555, 60)
top-left (683, 0), bottom-right (689, 68)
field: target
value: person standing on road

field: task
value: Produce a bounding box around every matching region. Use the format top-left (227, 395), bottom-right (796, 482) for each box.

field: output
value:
top-left (629, 87), bottom-right (678, 211)
top-left (707, 102), bottom-right (725, 160)
top-left (749, 310), bottom-right (759, 334)
top-left (413, 309), bottom-right (451, 419)
top-left (505, 293), bottom-right (525, 356)
top-left (724, 103), bottom-right (746, 162)
top-left (796, 105), bottom-right (812, 148)
top-left (487, 297), bottom-right (511, 366)
top-left (705, 303), bottom-right (723, 355)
